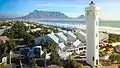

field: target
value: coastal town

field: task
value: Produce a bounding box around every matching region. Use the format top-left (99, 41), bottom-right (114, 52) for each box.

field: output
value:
top-left (1, 18), bottom-right (120, 68)
top-left (1, 1), bottom-right (120, 68)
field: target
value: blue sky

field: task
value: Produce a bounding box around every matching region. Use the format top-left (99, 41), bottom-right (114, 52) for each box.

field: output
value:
top-left (0, 0), bottom-right (120, 20)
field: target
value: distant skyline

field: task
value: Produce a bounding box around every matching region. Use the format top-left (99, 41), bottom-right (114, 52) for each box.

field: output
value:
top-left (0, 0), bottom-right (120, 20)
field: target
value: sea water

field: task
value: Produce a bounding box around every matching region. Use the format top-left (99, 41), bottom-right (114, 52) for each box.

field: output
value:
top-left (37, 20), bottom-right (120, 28)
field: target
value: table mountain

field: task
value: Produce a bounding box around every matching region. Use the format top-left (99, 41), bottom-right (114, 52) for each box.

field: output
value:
top-left (17, 10), bottom-right (70, 19)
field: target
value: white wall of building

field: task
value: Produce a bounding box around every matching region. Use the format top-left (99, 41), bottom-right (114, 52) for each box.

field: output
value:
top-left (85, 2), bottom-right (100, 67)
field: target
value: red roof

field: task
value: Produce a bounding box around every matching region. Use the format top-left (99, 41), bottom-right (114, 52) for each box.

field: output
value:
top-left (0, 36), bottom-right (9, 41)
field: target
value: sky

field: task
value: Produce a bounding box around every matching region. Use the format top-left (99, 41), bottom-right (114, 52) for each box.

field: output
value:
top-left (0, 0), bottom-right (120, 20)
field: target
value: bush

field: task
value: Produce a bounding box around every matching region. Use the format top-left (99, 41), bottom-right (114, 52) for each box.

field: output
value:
top-left (78, 64), bottom-right (84, 68)
top-left (33, 64), bottom-right (38, 68)
top-left (66, 57), bottom-right (83, 68)
top-left (56, 60), bottom-right (62, 67)
top-left (108, 34), bottom-right (120, 43)
top-left (109, 53), bottom-right (120, 63)
top-left (109, 54), bottom-right (117, 62)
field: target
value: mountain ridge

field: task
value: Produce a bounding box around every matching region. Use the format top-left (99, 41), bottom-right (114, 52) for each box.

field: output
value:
top-left (0, 10), bottom-right (86, 20)
top-left (16, 10), bottom-right (71, 19)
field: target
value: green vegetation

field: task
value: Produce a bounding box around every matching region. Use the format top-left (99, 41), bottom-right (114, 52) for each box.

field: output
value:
top-left (65, 56), bottom-right (83, 68)
top-left (108, 34), bottom-right (120, 43)
top-left (37, 37), bottom-right (62, 67)
top-left (1, 20), bottom-right (58, 44)
top-left (2, 22), bottom-right (29, 39)
top-left (99, 44), bottom-right (114, 56)
top-left (0, 40), bottom-right (16, 61)
top-left (33, 59), bottom-right (39, 68)
top-left (109, 53), bottom-right (120, 68)
top-left (99, 51), bottom-right (108, 57)
top-left (39, 37), bottom-right (54, 53)
top-left (50, 50), bottom-right (62, 66)
top-left (0, 20), bottom-right (59, 67)
top-left (109, 53), bottom-right (120, 63)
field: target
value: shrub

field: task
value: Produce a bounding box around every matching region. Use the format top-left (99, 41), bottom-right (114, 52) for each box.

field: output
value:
top-left (33, 64), bottom-right (38, 68)
top-left (78, 64), bottom-right (84, 68)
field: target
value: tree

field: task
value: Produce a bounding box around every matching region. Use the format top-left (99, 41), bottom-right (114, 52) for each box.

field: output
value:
top-left (0, 41), bottom-right (7, 58)
top-left (66, 56), bottom-right (83, 68)
top-left (50, 50), bottom-right (62, 66)
top-left (47, 40), bottom-right (54, 53)
top-left (7, 40), bottom-right (16, 54)
top-left (2, 29), bottom-right (14, 39)
top-left (23, 33), bottom-right (35, 44)
top-left (41, 37), bottom-right (46, 48)
top-left (0, 40), bottom-right (16, 61)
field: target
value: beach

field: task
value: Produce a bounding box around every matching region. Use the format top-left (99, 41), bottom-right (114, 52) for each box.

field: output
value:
top-left (35, 20), bottom-right (120, 34)
top-left (37, 20), bottom-right (120, 28)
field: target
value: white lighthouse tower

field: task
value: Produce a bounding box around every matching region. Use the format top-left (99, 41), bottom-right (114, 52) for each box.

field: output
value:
top-left (85, 1), bottom-right (100, 67)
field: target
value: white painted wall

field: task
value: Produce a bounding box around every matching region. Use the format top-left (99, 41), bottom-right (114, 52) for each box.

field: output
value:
top-left (85, 2), bottom-right (100, 67)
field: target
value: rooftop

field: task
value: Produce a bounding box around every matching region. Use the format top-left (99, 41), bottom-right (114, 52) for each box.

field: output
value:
top-left (0, 36), bottom-right (9, 41)
top-left (47, 34), bottom-right (59, 43)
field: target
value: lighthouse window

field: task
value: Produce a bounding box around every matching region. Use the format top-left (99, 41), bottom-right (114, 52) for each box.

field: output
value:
top-left (96, 60), bottom-right (98, 65)
top-left (96, 33), bottom-right (98, 37)
top-left (84, 47), bottom-right (86, 49)
top-left (93, 57), bottom-right (94, 61)
top-left (79, 48), bottom-right (83, 50)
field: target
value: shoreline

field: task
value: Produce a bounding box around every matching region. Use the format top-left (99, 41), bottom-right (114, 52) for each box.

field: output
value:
top-left (37, 22), bottom-right (120, 34)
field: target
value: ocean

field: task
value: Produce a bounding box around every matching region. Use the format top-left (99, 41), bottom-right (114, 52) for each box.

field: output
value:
top-left (37, 20), bottom-right (120, 28)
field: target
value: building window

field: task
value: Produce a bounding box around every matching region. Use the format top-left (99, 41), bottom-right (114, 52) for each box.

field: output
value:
top-left (93, 57), bottom-right (94, 61)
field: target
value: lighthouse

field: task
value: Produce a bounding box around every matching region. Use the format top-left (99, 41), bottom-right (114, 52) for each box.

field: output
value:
top-left (85, 1), bottom-right (100, 67)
